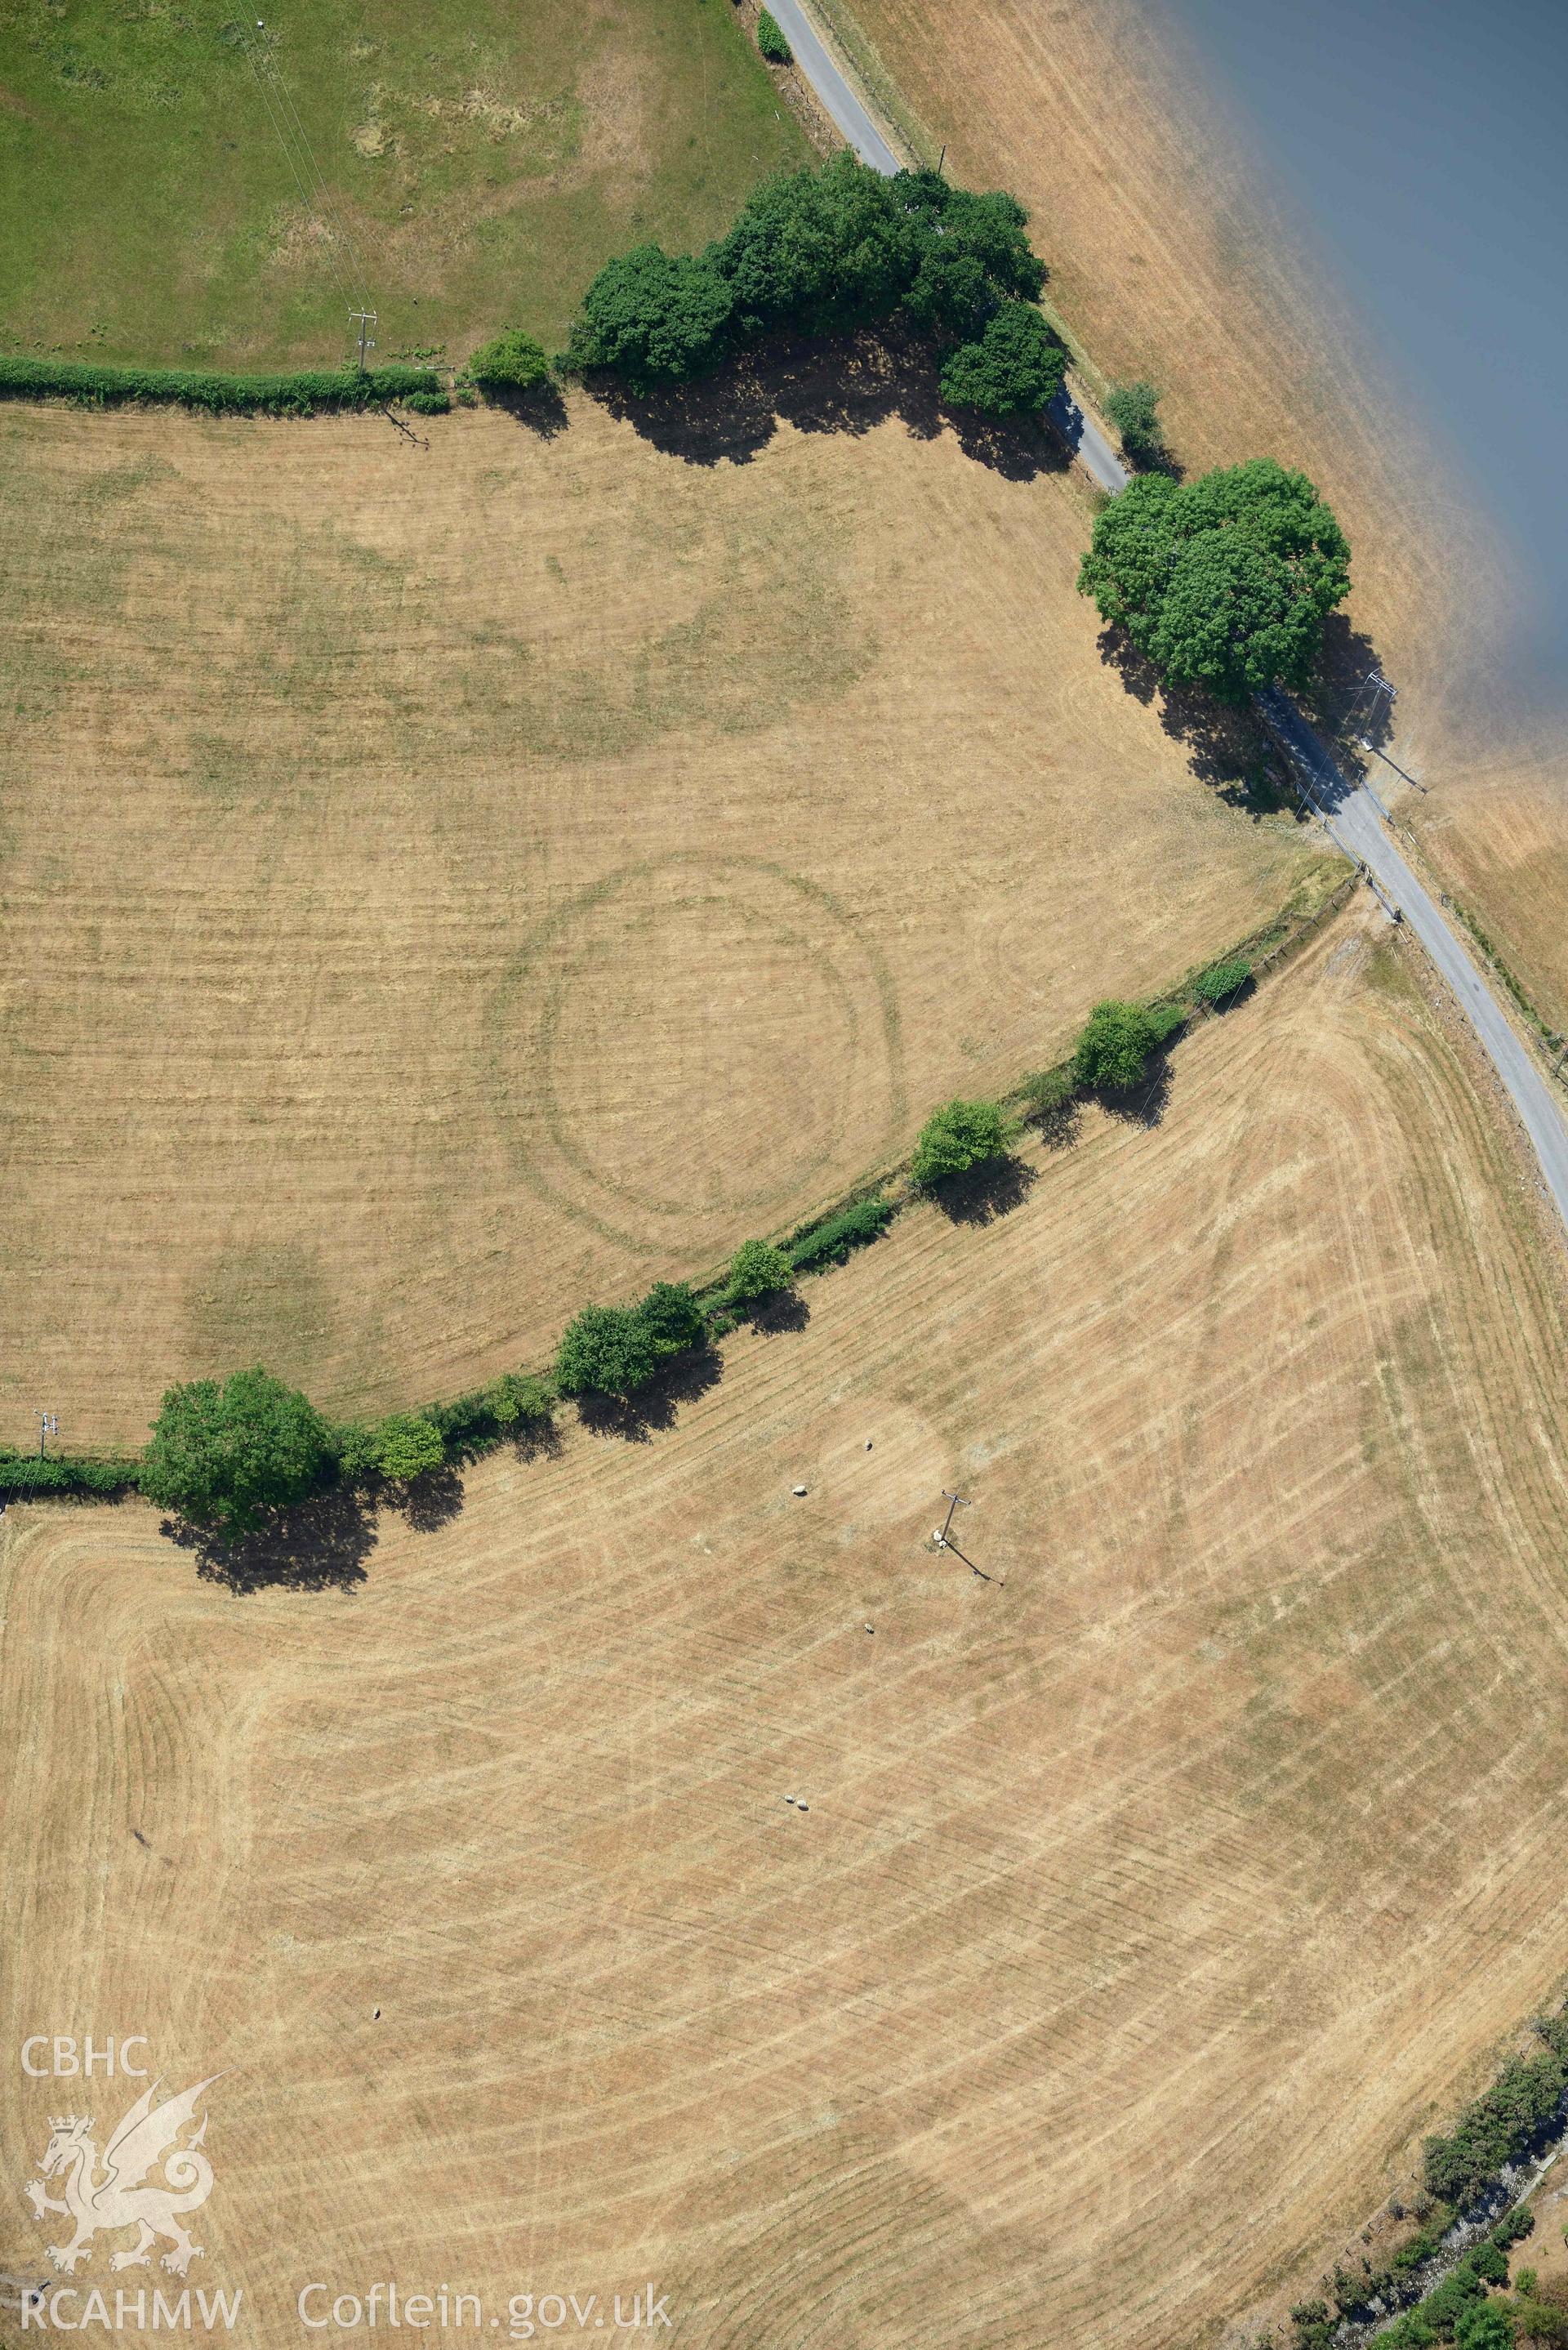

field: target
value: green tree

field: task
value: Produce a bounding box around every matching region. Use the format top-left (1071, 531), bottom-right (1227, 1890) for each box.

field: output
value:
top-left (902, 183), bottom-right (1045, 338)
top-left (568, 156), bottom-right (1049, 390)
top-left (637, 1281), bottom-right (706, 1360)
top-left (555, 1304), bottom-right (662, 1399)
top-left (565, 246), bottom-right (734, 388)
top-left (911, 1097), bottom-right (1013, 1188)
top-left (1078, 457), bottom-right (1351, 703)
top-left (728, 1237), bottom-right (795, 1302)
top-left (483, 1372), bottom-right (554, 1427)
top-left (368, 1411), bottom-right (445, 1483)
top-left (940, 301), bottom-right (1065, 415)
top-left (466, 328), bottom-right (550, 393)
top-left (713, 153), bottom-right (918, 338)
top-left (756, 9), bottom-right (792, 63)
top-left (142, 1366), bottom-right (329, 1532)
top-left (1455, 2304), bottom-right (1516, 2350)
top-left (1104, 378), bottom-right (1165, 460)
top-left (1192, 956), bottom-right (1253, 1006)
top-left (1072, 1000), bottom-right (1163, 1091)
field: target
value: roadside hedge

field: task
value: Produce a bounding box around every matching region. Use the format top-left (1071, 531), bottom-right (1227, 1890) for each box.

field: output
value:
top-left (0, 356), bottom-right (443, 417)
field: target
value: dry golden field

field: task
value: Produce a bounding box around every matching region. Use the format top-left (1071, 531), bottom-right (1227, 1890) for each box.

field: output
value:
top-left (0, 390), bottom-right (1330, 1452)
top-left (4, 903), bottom-right (1568, 2347)
top-left (822, 0), bottom-right (1568, 1032)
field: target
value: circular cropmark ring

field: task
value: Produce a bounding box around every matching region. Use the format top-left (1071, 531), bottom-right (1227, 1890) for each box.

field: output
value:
top-left (485, 852), bottom-right (906, 1257)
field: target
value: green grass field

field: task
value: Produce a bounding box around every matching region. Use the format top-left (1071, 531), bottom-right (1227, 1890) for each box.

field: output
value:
top-left (0, 0), bottom-right (811, 371)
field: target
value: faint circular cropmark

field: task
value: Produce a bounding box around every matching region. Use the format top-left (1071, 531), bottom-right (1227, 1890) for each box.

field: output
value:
top-left (487, 854), bottom-right (906, 1255)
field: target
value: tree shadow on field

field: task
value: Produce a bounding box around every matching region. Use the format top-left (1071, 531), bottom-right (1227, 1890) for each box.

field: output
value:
top-left (1096, 626), bottom-right (1280, 809)
top-left (485, 378), bottom-right (571, 442)
top-left (929, 1153), bottom-right (1038, 1226)
top-left (510, 1415), bottom-right (565, 1465)
top-left (586, 323), bottom-right (1069, 484)
top-left (1026, 1095), bottom-right (1082, 1153)
top-left (1300, 618), bottom-right (1410, 778)
top-left (740, 1287), bottom-right (812, 1336)
top-left (574, 1344), bottom-right (725, 1444)
top-left (1095, 1058), bottom-right (1173, 1131)
top-left (163, 1484), bottom-right (377, 1595)
top-left (385, 1464), bottom-right (466, 1534)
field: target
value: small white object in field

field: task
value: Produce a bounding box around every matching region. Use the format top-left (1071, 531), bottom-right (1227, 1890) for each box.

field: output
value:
top-left (784, 1795), bottom-right (796, 1805)
top-left (866, 1440), bottom-right (873, 1450)
top-left (798, 1804), bottom-right (809, 1813)
top-left (792, 1484), bottom-right (807, 1496)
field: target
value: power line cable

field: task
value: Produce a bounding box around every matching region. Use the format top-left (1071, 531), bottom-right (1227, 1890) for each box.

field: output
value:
top-left (243, 32), bottom-right (357, 318)
top-left (253, 23), bottom-right (375, 310)
top-left (243, 22), bottom-right (374, 337)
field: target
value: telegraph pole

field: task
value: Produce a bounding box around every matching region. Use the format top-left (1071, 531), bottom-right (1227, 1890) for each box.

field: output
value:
top-left (38, 1411), bottom-right (58, 1460)
top-left (936, 1490), bottom-right (969, 1547)
top-left (350, 309), bottom-right (376, 372)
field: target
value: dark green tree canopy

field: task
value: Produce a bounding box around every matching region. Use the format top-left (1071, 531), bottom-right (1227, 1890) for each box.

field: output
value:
top-left (1077, 457), bottom-right (1351, 702)
top-left (555, 1304), bottom-right (663, 1400)
top-left (565, 246), bottom-right (735, 390)
top-left (940, 301), bottom-right (1066, 416)
top-left (555, 1283), bottom-right (706, 1400)
top-left (911, 1097), bottom-right (1013, 1188)
top-left (568, 156), bottom-right (1047, 391)
top-left (638, 1281), bottom-right (706, 1360)
top-left (141, 1365), bottom-right (329, 1532)
top-left (1072, 1000), bottom-right (1162, 1092)
top-left (368, 1411), bottom-right (445, 1483)
top-left (713, 155), bottom-right (920, 338)
top-left (902, 182), bottom-right (1045, 337)
top-left (1452, 2305), bottom-right (1514, 2350)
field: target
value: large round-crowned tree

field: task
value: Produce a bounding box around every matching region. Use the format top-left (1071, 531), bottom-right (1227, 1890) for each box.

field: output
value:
top-left (1077, 457), bottom-right (1350, 703)
top-left (141, 1365), bottom-right (329, 1532)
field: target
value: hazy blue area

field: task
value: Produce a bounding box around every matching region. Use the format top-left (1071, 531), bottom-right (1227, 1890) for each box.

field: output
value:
top-left (1162, 0), bottom-right (1568, 708)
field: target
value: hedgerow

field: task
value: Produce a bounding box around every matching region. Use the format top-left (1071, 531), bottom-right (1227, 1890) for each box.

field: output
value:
top-left (2, 899), bottom-right (1343, 1525)
top-left (786, 1195), bottom-right (894, 1271)
top-left (0, 1450), bottom-right (140, 1501)
top-left (0, 355), bottom-right (442, 417)
top-left (1425, 2018), bottom-right (1568, 2210)
top-left (1285, 2040), bottom-right (1559, 2350)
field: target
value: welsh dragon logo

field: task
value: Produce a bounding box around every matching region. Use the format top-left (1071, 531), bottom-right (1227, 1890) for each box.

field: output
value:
top-left (24, 2076), bottom-right (220, 2276)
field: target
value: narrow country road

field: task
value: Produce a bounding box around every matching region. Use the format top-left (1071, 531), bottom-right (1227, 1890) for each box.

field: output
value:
top-left (766, 0), bottom-right (899, 173)
top-left (776, 0), bottom-right (1568, 1233)
top-left (1261, 692), bottom-right (1568, 1225)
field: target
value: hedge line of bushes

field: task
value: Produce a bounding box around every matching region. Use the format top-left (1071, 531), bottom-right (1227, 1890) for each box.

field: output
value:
top-left (2, 896), bottom-right (1339, 1530)
top-left (1290, 2208), bottom-right (1535, 2350)
top-left (1281, 2018), bottom-right (1568, 2348)
top-left (0, 1449), bottom-right (140, 1501)
top-left (1425, 2016), bottom-right (1568, 2212)
top-left (0, 355), bottom-right (443, 416)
